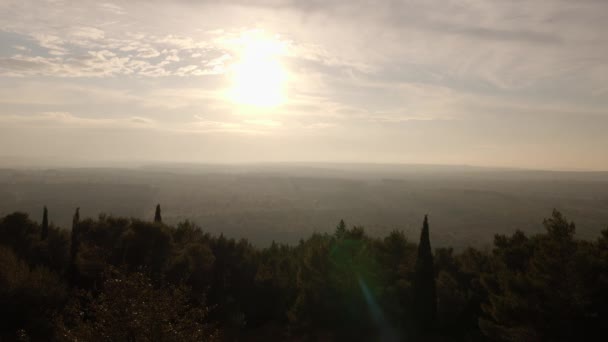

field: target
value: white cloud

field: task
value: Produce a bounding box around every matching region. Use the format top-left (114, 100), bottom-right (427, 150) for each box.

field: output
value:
top-left (137, 47), bottom-right (161, 59)
top-left (1, 0), bottom-right (608, 168)
top-left (0, 111), bottom-right (158, 130)
top-left (244, 119), bottom-right (282, 127)
top-left (130, 116), bottom-right (154, 124)
top-left (98, 2), bottom-right (125, 15)
top-left (69, 26), bottom-right (105, 41)
top-left (165, 54), bottom-right (180, 62)
top-left (31, 33), bottom-right (66, 52)
top-left (305, 122), bottom-right (335, 129)
top-left (175, 65), bottom-right (198, 76)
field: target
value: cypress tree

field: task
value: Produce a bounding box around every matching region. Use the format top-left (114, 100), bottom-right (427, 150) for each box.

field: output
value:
top-left (70, 207), bottom-right (80, 261)
top-left (69, 207), bottom-right (81, 285)
top-left (154, 204), bottom-right (162, 223)
top-left (335, 219), bottom-right (346, 237)
top-left (41, 206), bottom-right (49, 240)
top-left (73, 207), bottom-right (80, 226)
top-left (413, 215), bottom-right (437, 332)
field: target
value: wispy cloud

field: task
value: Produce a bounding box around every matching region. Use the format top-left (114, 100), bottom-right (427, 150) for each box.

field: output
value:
top-left (0, 111), bottom-right (156, 129)
top-left (0, 0), bottom-right (607, 169)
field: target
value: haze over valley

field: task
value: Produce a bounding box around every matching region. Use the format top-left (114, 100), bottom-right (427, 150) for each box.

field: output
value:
top-left (1, 1), bottom-right (608, 340)
top-left (2, 163), bottom-right (607, 247)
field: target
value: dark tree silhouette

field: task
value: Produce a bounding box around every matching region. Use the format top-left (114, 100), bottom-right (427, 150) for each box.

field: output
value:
top-left (72, 207), bottom-right (80, 227)
top-left (335, 219), bottom-right (346, 237)
top-left (0, 208), bottom-right (606, 340)
top-left (413, 215), bottom-right (437, 333)
top-left (41, 206), bottom-right (48, 240)
top-left (69, 207), bottom-right (80, 285)
top-left (154, 204), bottom-right (162, 223)
top-left (70, 208), bottom-right (80, 258)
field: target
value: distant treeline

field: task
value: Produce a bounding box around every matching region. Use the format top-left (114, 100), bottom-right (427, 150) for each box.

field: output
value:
top-left (0, 206), bottom-right (606, 341)
top-left (5, 168), bottom-right (608, 248)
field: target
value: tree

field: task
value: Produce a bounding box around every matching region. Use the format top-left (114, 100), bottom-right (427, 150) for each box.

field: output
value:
top-left (155, 204), bottom-right (162, 223)
top-left (70, 208), bottom-right (80, 262)
top-left (335, 219), bottom-right (346, 238)
top-left (1, 207), bottom-right (607, 340)
top-left (41, 206), bottom-right (49, 240)
top-left (376, 230), bottom-right (416, 331)
top-left (56, 268), bottom-right (219, 341)
top-left (69, 208), bottom-right (80, 285)
top-left (413, 215), bottom-right (437, 333)
top-left (478, 210), bottom-right (598, 341)
top-left (119, 220), bottom-right (173, 278)
top-left (0, 212), bottom-right (38, 261)
top-left (0, 247), bottom-right (66, 340)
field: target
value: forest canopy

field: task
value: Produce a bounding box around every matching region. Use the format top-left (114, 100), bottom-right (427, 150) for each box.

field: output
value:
top-left (0, 208), bottom-right (606, 341)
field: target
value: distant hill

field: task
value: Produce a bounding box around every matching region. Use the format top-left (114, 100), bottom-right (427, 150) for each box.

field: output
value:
top-left (1, 163), bottom-right (607, 247)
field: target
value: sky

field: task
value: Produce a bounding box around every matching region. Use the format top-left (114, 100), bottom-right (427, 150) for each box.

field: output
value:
top-left (0, 0), bottom-right (607, 170)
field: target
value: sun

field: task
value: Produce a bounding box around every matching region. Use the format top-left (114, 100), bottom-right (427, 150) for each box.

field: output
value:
top-left (228, 31), bottom-right (288, 108)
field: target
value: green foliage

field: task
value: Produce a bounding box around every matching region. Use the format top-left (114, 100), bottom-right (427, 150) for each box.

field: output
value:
top-left (251, 240), bottom-right (297, 329)
top-left (479, 210), bottom-right (607, 341)
top-left (0, 247), bottom-right (67, 340)
top-left (0, 212), bottom-right (69, 273)
top-left (288, 226), bottom-right (399, 340)
top-left (0, 212), bottom-right (39, 261)
top-left (56, 268), bottom-right (219, 341)
top-left (0, 209), bottom-right (606, 340)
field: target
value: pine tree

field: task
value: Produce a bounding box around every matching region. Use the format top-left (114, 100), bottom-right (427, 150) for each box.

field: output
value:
top-left (413, 215), bottom-right (437, 332)
top-left (41, 206), bottom-right (49, 240)
top-left (154, 204), bottom-right (162, 223)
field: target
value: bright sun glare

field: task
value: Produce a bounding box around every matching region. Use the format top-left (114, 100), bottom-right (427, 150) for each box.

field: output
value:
top-left (228, 32), bottom-right (288, 108)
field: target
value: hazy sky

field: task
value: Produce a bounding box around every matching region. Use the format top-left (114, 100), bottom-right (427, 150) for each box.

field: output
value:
top-left (1, 0), bottom-right (607, 170)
